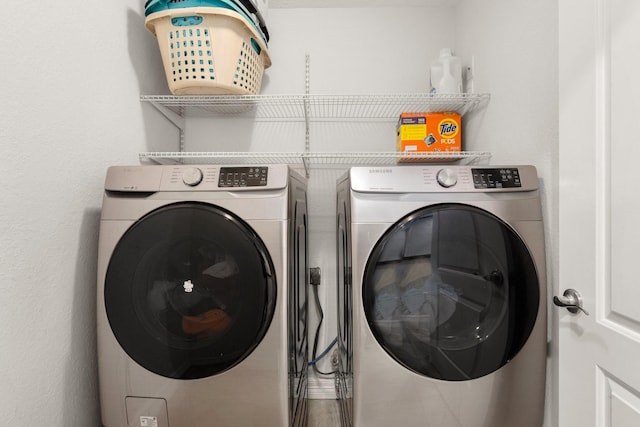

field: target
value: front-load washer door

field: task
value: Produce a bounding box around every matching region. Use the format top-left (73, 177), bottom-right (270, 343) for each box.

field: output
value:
top-left (104, 202), bottom-right (276, 380)
top-left (362, 203), bottom-right (539, 381)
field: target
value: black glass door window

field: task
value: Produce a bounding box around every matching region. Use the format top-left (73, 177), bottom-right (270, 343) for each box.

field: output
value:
top-left (362, 204), bottom-right (539, 381)
top-left (105, 202), bottom-right (276, 380)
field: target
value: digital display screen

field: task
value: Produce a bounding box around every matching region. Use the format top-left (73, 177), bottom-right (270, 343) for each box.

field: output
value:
top-left (471, 168), bottom-right (522, 189)
top-left (218, 167), bottom-right (268, 187)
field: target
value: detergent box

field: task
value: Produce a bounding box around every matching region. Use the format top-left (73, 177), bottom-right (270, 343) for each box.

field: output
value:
top-left (396, 112), bottom-right (462, 160)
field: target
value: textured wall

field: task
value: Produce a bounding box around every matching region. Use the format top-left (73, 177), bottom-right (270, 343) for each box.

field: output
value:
top-left (0, 1), bottom-right (173, 425)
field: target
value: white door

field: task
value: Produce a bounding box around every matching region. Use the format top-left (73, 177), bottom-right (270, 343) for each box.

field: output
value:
top-left (559, 0), bottom-right (640, 426)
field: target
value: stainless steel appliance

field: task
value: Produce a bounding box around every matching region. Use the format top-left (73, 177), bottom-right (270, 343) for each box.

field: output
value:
top-left (336, 165), bottom-right (547, 427)
top-left (97, 164), bottom-right (308, 427)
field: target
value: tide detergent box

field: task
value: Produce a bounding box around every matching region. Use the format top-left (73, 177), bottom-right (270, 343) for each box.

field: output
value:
top-left (396, 112), bottom-right (462, 159)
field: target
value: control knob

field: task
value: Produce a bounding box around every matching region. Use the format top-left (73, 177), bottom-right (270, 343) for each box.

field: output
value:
top-left (436, 168), bottom-right (458, 188)
top-left (182, 167), bottom-right (203, 186)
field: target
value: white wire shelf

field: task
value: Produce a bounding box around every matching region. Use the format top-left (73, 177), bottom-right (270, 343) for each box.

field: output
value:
top-left (140, 93), bottom-right (492, 175)
top-left (139, 151), bottom-right (492, 172)
top-left (140, 93), bottom-right (490, 120)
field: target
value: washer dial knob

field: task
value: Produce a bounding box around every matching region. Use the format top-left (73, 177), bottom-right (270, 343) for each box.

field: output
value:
top-left (436, 168), bottom-right (458, 188)
top-left (182, 167), bottom-right (203, 186)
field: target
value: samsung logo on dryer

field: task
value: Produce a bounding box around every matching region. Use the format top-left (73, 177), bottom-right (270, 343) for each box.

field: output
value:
top-left (369, 168), bottom-right (393, 174)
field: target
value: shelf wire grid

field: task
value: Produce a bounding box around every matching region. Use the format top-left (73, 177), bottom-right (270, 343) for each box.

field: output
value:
top-left (140, 93), bottom-right (490, 120)
top-left (139, 93), bottom-right (492, 175)
top-left (139, 151), bottom-right (492, 168)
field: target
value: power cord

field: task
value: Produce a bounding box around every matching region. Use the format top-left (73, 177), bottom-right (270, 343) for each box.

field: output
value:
top-left (308, 267), bottom-right (337, 376)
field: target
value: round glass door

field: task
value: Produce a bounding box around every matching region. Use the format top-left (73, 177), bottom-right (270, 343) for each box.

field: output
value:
top-left (105, 202), bottom-right (276, 380)
top-left (362, 204), bottom-right (539, 381)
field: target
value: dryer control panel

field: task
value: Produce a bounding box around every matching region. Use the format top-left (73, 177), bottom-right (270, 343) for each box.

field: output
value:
top-left (350, 165), bottom-right (538, 193)
top-left (471, 168), bottom-right (522, 189)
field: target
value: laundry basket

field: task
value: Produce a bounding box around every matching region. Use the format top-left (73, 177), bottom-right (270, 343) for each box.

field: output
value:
top-left (145, 7), bottom-right (271, 95)
top-left (145, 0), bottom-right (268, 43)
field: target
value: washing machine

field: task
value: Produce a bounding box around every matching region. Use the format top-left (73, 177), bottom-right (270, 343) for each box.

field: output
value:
top-left (97, 164), bottom-right (308, 427)
top-left (336, 165), bottom-right (547, 427)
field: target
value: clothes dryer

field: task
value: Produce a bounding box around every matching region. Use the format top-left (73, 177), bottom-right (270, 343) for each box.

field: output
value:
top-left (336, 165), bottom-right (546, 427)
top-left (97, 164), bottom-right (308, 427)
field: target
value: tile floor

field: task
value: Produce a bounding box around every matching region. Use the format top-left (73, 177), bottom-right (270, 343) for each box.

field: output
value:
top-left (306, 399), bottom-right (341, 426)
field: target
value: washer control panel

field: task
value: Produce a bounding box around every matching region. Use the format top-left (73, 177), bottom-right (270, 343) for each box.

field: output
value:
top-left (471, 168), bottom-right (522, 189)
top-left (104, 165), bottom-right (289, 192)
top-left (218, 167), bottom-right (268, 187)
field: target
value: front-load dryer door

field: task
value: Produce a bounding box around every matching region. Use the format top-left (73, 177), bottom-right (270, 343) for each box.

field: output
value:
top-left (362, 203), bottom-right (539, 381)
top-left (104, 202), bottom-right (276, 380)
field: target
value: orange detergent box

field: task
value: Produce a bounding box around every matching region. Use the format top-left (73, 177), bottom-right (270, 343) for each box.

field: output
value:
top-left (396, 112), bottom-right (462, 159)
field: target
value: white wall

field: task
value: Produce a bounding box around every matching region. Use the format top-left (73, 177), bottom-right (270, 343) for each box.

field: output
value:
top-left (0, 0), bottom-right (558, 425)
top-left (0, 1), bottom-right (173, 425)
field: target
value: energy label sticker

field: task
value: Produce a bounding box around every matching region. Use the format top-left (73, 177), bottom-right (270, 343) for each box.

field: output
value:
top-left (140, 416), bottom-right (158, 427)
